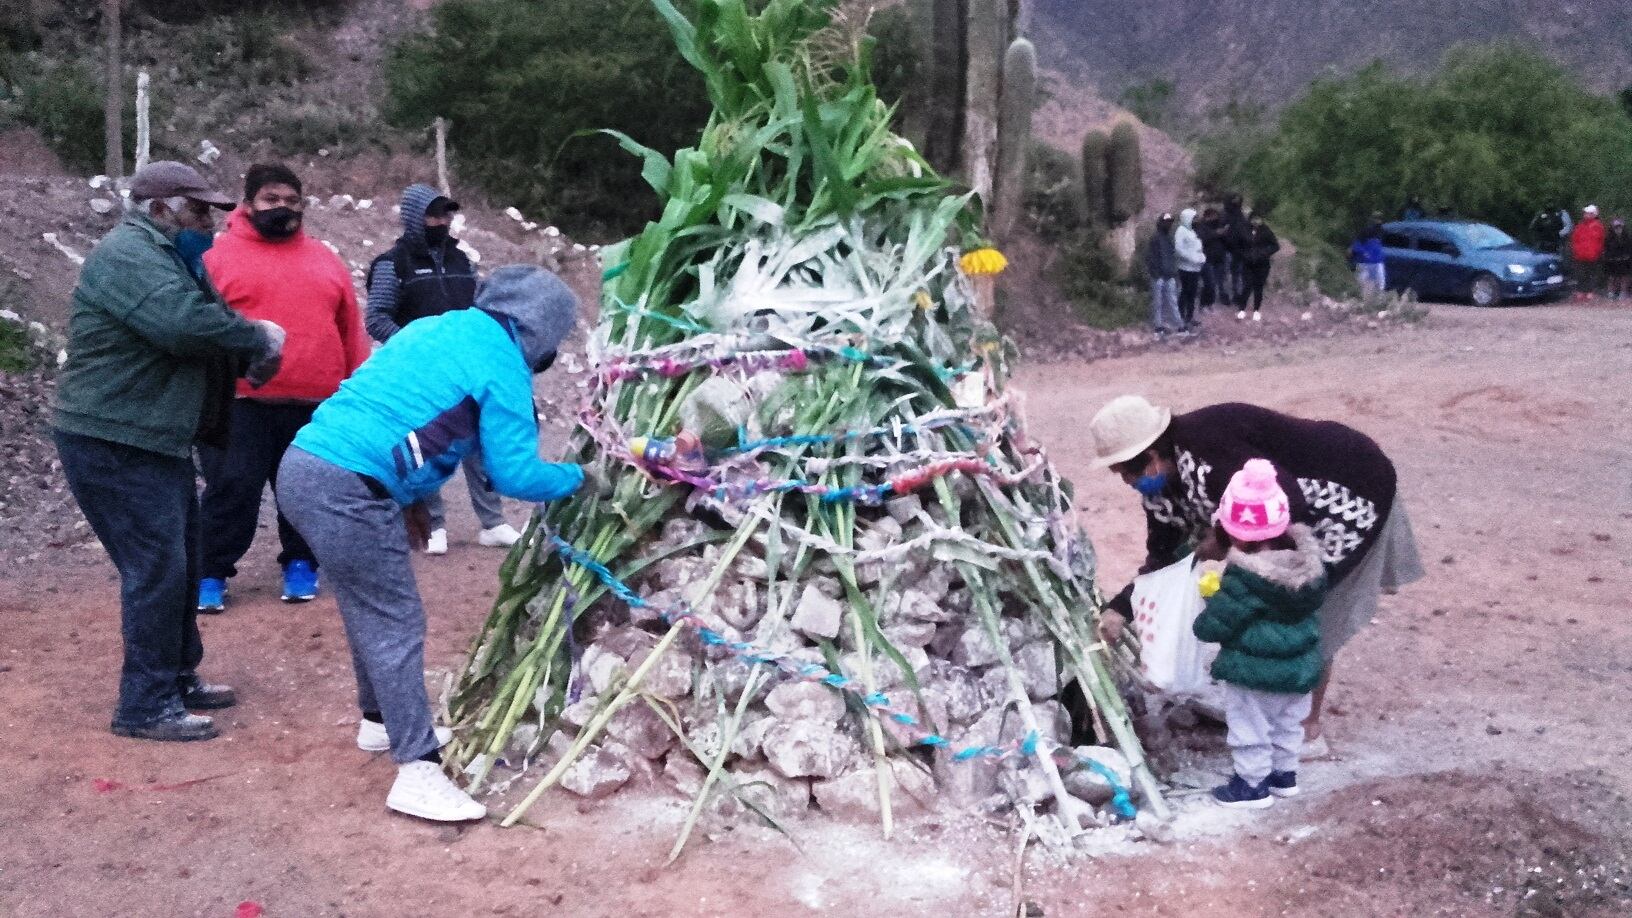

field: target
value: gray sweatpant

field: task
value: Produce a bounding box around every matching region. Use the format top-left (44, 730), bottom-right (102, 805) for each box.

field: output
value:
top-left (277, 446), bottom-right (439, 763)
top-left (1223, 684), bottom-right (1312, 785)
top-left (423, 447), bottom-right (507, 531)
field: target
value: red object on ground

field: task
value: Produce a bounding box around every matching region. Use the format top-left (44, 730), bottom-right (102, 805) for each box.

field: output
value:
top-left (234, 902), bottom-right (264, 918)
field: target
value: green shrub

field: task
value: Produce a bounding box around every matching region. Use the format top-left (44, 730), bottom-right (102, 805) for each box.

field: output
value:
top-left (1119, 78), bottom-right (1174, 129)
top-left (384, 0), bottom-right (712, 239)
top-left (866, 5), bottom-right (919, 115)
top-left (1215, 45), bottom-right (1632, 247)
top-left (166, 11), bottom-right (316, 87)
top-left (0, 314), bottom-right (35, 373)
top-left (1051, 229), bottom-right (1146, 330)
top-left (1285, 233), bottom-right (1359, 300)
top-left (8, 54), bottom-right (116, 173)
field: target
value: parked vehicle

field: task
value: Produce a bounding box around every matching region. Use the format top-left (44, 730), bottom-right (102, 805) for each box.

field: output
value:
top-left (1380, 220), bottom-right (1565, 306)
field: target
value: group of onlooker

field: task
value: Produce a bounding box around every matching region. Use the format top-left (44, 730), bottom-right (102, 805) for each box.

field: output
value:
top-left (1344, 200), bottom-right (1632, 305)
top-left (1537, 204), bottom-right (1632, 301)
top-left (1146, 193), bottom-right (1281, 337)
top-left (53, 160), bottom-right (586, 822)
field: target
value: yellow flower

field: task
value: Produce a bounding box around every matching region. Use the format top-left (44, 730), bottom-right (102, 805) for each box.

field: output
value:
top-left (914, 289), bottom-right (935, 311)
top-left (959, 247), bottom-right (1008, 277)
top-left (1198, 570), bottom-right (1222, 598)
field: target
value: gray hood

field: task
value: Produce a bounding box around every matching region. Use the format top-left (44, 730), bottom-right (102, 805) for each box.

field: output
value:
top-left (476, 264), bottom-right (578, 370)
top-left (1226, 525), bottom-right (1326, 590)
top-left (398, 183), bottom-right (442, 248)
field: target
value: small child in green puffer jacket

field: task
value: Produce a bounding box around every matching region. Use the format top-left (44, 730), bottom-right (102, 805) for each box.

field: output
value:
top-left (1193, 458), bottom-right (1328, 809)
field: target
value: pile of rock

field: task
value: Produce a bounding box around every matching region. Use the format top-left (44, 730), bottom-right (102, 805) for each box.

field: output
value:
top-left (502, 514), bottom-right (1137, 829)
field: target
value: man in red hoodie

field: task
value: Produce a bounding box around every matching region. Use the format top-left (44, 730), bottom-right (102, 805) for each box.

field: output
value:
top-left (1570, 204), bottom-right (1606, 301)
top-left (197, 164), bottom-right (370, 610)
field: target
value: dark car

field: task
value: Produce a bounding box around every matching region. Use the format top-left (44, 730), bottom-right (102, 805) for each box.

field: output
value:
top-left (1381, 220), bottom-right (1565, 306)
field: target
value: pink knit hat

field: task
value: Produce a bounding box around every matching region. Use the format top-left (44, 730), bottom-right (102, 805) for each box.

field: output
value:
top-left (1216, 458), bottom-right (1292, 542)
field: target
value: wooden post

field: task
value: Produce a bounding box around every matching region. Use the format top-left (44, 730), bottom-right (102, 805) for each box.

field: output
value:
top-left (102, 0), bottom-right (123, 180)
top-left (434, 117), bottom-right (450, 195)
top-left (134, 70), bottom-right (151, 172)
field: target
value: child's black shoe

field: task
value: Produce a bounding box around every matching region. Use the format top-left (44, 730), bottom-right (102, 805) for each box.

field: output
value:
top-left (1211, 774), bottom-right (1274, 809)
top-left (1266, 770), bottom-right (1299, 798)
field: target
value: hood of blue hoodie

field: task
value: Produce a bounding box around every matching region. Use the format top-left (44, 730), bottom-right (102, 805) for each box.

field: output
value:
top-left (398, 183), bottom-right (443, 249)
top-left (476, 264), bottom-right (578, 370)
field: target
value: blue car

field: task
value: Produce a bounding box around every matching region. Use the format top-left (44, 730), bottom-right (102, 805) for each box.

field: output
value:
top-left (1381, 220), bottom-right (1565, 306)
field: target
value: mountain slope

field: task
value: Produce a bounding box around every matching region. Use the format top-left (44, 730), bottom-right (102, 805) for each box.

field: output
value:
top-left (1033, 0), bottom-right (1632, 114)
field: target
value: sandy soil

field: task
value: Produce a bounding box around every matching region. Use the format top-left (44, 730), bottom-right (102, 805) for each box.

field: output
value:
top-left (3, 302), bottom-right (1631, 917)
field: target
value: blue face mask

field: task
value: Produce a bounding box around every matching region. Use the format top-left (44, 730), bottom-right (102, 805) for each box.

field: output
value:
top-left (1133, 471), bottom-right (1168, 497)
top-left (174, 228), bottom-right (215, 279)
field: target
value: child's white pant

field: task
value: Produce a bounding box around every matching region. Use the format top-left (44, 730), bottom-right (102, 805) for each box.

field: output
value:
top-left (1224, 685), bottom-right (1313, 784)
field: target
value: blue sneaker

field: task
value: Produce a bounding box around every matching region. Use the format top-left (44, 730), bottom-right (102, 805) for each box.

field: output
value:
top-left (281, 561), bottom-right (318, 603)
top-left (1266, 770), bottom-right (1299, 798)
top-left (197, 577), bottom-right (228, 613)
top-left (1211, 774), bottom-right (1274, 809)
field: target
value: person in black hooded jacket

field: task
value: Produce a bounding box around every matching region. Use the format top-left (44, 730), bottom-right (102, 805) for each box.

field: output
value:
top-left (1221, 193), bottom-right (1252, 306)
top-left (364, 183), bottom-right (519, 554)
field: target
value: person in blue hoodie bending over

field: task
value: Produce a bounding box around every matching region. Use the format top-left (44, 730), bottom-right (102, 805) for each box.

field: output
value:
top-left (278, 264), bottom-right (584, 822)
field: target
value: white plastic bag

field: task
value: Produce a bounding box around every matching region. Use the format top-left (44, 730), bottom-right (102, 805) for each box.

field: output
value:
top-left (1130, 554), bottom-right (1223, 707)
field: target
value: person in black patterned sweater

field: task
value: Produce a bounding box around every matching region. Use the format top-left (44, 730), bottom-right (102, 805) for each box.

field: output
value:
top-left (1087, 396), bottom-right (1424, 755)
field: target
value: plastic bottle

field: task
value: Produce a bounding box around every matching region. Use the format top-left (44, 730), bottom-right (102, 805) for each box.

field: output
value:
top-left (628, 430), bottom-right (708, 472)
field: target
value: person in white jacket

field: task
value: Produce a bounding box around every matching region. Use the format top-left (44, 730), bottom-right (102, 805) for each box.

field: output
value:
top-left (1175, 208), bottom-right (1207, 332)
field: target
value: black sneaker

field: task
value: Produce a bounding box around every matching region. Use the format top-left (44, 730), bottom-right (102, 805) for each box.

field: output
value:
top-left (1211, 773), bottom-right (1274, 809)
top-left (1266, 770), bottom-right (1299, 798)
top-left (111, 713), bottom-right (219, 742)
top-left (181, 682), bottom-right (237, 711)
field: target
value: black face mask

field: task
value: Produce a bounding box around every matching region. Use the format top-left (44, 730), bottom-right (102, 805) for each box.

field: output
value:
top-left (249, 206), bottom-right (301, 240)
top-left (532, 350), bottom-right (557, 374)
top-left (424, 224), bottom-right (450, 246)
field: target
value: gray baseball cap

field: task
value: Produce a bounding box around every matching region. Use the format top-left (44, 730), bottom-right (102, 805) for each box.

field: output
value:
top-left (128, 161), bottom-right (235, 208)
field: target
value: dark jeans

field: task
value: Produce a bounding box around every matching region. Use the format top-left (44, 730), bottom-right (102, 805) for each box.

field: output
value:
top-left (1228, 252), bottom-right (1248, 305)
top-left (198, 399), bottom-right (317, 579)
top-left (1200, 261), bottom-right (1229, 308)
top-left (1178, 270), bottom-right (1201, 325)
top-left (1242, 261), bottom-right (1272, 311)
top-left (55, 430), bottom-right (204, 727)
top-left (1572, 259), bottom-right (1602, 295)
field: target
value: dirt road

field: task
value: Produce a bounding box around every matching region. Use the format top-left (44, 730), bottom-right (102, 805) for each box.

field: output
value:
top-left (3, 303), bottom-right (1630, 916)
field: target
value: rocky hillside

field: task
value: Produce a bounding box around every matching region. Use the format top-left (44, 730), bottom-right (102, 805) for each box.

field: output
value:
top-left (1033, 0), bottom-right (1632, 115)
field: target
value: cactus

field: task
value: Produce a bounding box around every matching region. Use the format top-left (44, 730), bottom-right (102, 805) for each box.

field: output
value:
top-left (1079, 129), bottom-right (1110, 228)
top-left (1106, 120), bottom-right (1144, 225)
top-left (921, 0), bottom-right (967, 174)
top-left (900, 0), bottom-right (936, 153)
top-left (912, 0), bottom-right (1035, 236)
top-left (993, 37), bottom-right (1036, 237)
top-left (961, 0), bottom-right (1007, 205)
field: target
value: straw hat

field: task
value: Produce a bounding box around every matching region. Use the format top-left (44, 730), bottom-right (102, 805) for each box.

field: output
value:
top-left (1088, 396), bottom-right (1172, 468)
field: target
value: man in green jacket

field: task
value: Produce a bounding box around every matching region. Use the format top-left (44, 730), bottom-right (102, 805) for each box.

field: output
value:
top-left (53, 161), bottom-right (286, 743)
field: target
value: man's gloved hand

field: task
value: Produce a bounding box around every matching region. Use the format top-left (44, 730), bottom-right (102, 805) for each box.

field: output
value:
top-left (244, 320), bottom-right (287, 388)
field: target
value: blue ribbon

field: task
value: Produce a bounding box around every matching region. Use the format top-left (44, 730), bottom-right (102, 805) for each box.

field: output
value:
top-left (545, 534), bottom-right (1139, 817)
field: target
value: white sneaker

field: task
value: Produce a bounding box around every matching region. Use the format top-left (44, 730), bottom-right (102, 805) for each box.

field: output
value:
top-left (386, 761), bottom-right (487, 822)
top-left (425, 528), bottom-right (448, 555)
top-left (478, 523), bottom-right (522, 548)
top-left (357, 719), bottom-right (454, 752)
top-left (1252, 311), bottom-right (1262, 322)
top-left (1236, 310), bottom-right (1246, 320)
